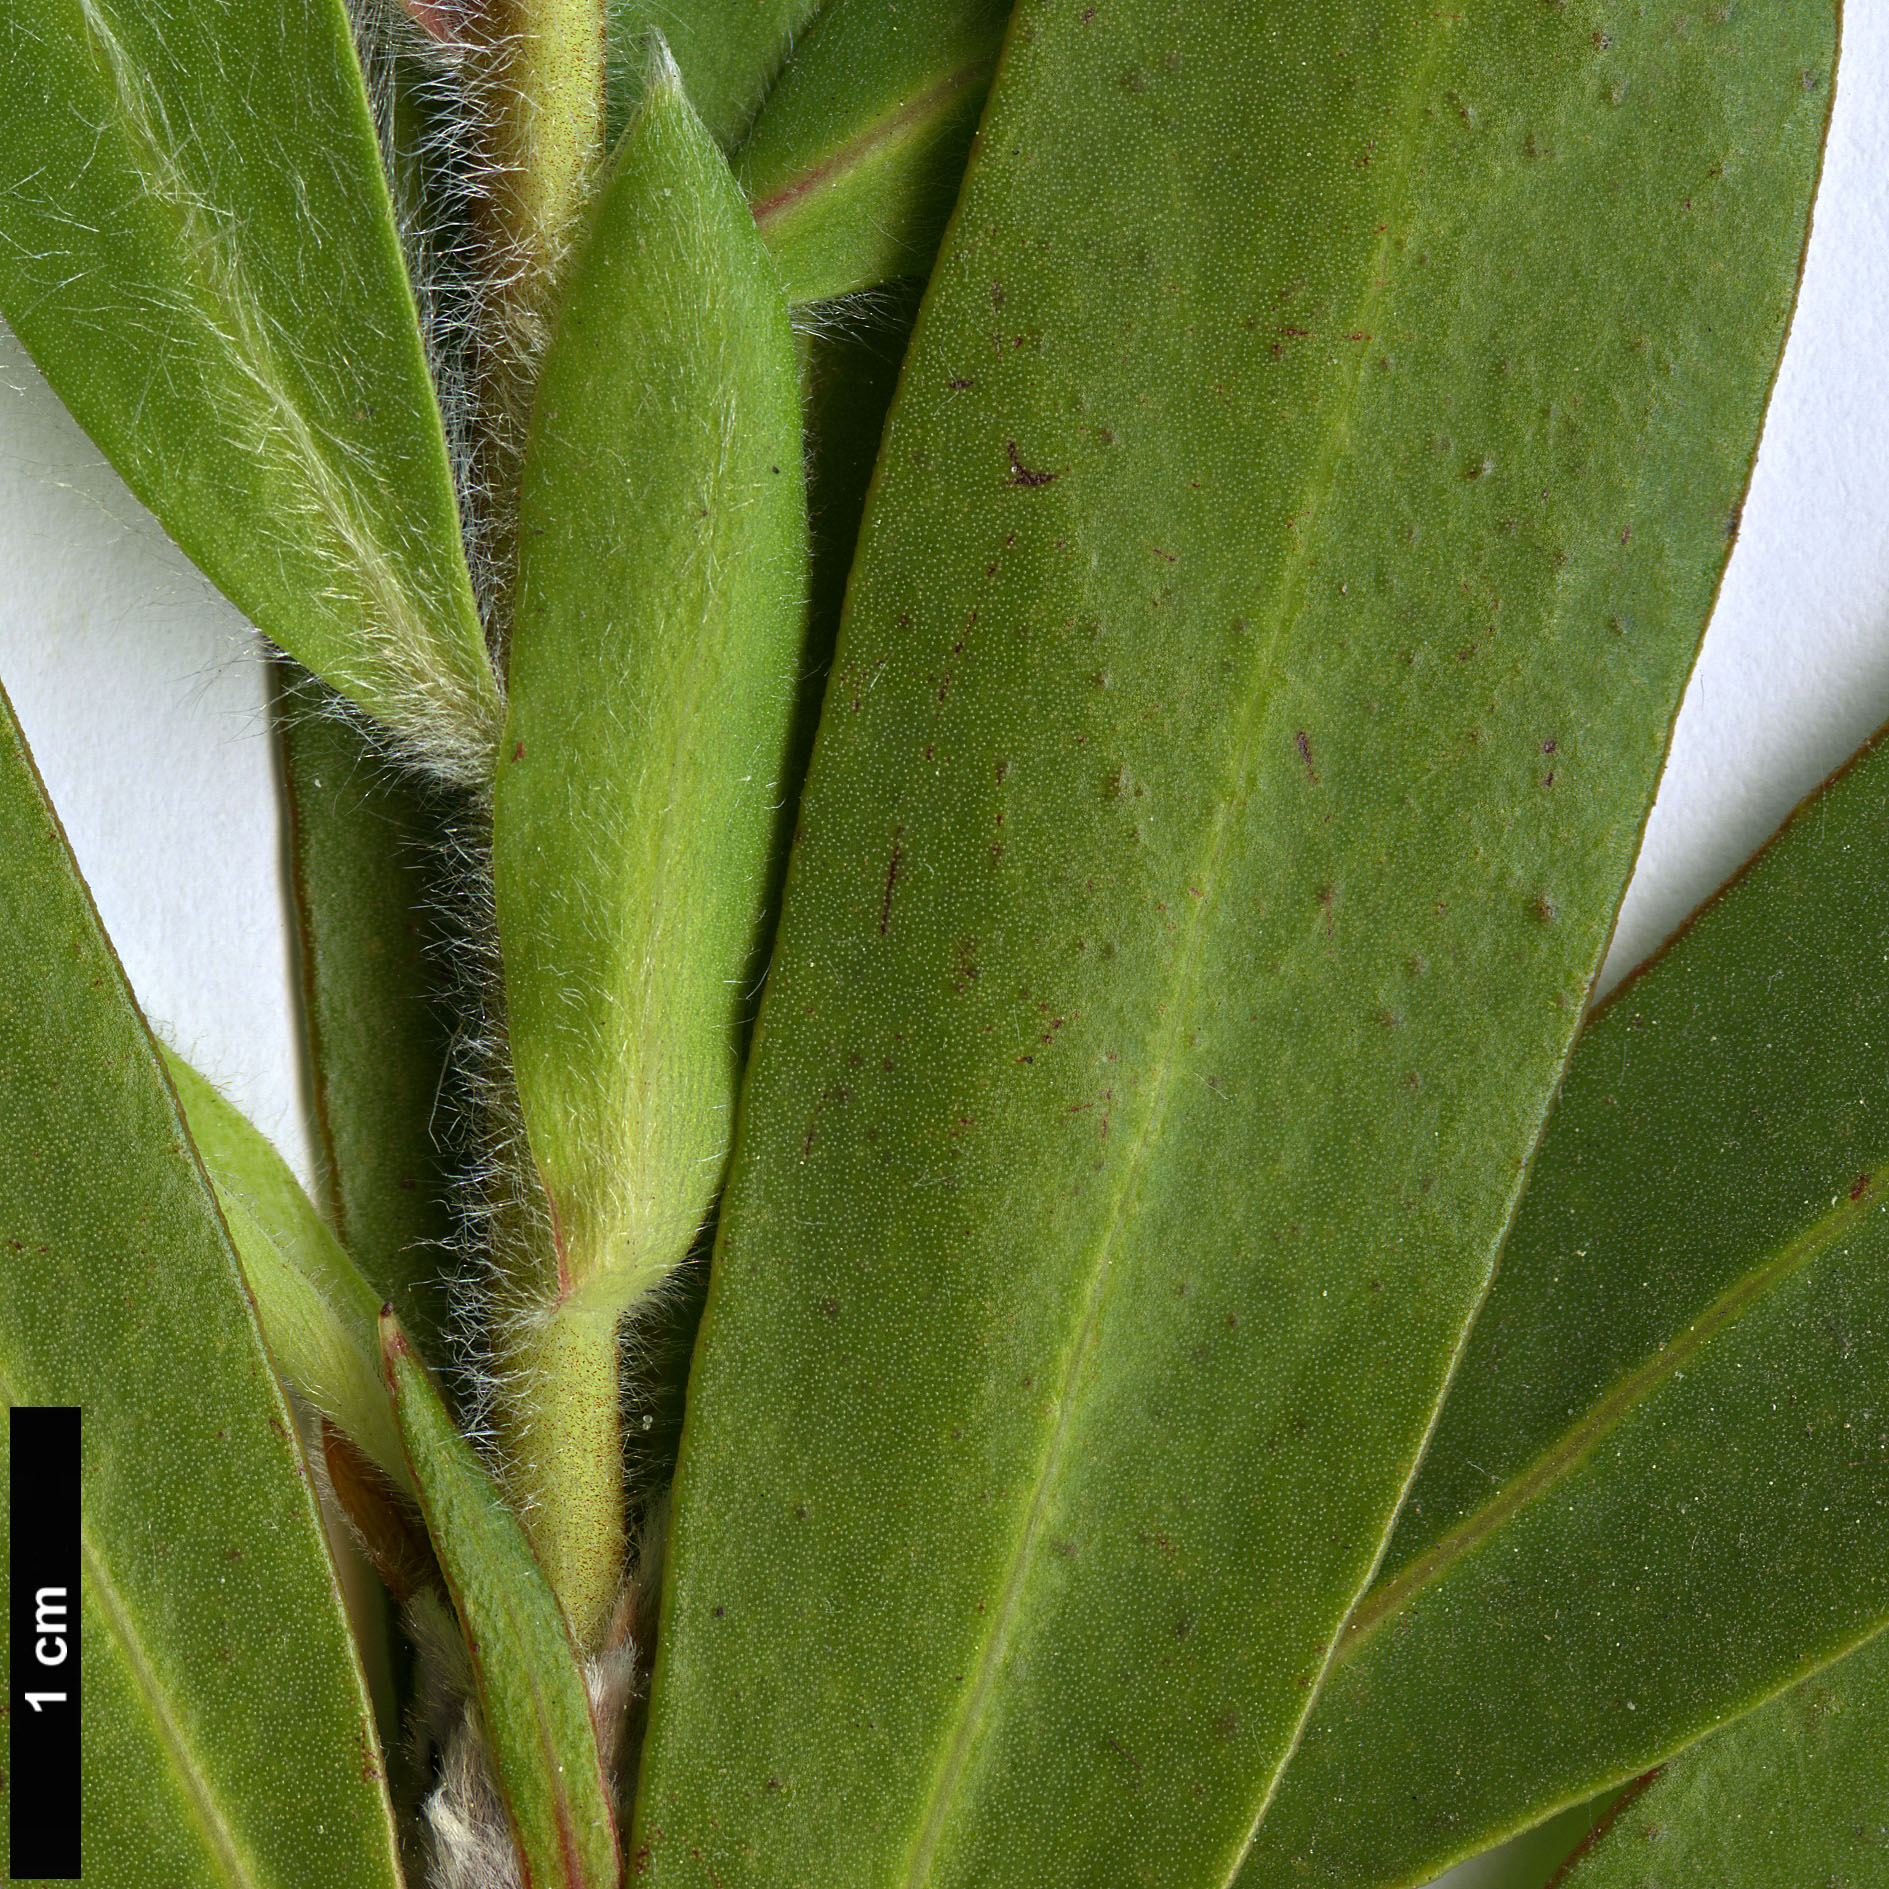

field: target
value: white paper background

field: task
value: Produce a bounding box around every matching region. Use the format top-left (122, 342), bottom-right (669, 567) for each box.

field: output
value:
top-left (0, 15), bottom-right (1883, 1876)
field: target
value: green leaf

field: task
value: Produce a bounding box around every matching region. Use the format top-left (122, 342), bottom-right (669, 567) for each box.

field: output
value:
top-left (1557, 1626), bottom-right (1889, 1887)
top-left (1435, 1794), bottom-right (1633, 1889)
top-left (1241, 733), bottom-right (1889, 1888)
top-left (739, 0), bottom-right (1009, 305)
top-left (381, 1314), bottom-right (619, 1889)
top-left (279, 700), bottom-right (459, 1361)
top-left (629, 3), bottom-right (1833, 1882)
top-left (0, 678), bottom-right (401, 1886)
top-left (160, 1045), bottom-right (408, 1495)
top-left (0, 0), bottom-right (499, 781)
top-left (489, 48), bottom-right (808, 1643)
top-left (607, 0), bottom-right (823, 147)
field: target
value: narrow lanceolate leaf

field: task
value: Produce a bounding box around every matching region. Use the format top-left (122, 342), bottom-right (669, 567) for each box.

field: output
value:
top-left (1559, 1625), bottom-right (1889, 1887)
top-left (161, 1046), bottom-right (408, 1493)
top-left (0, 679), bottom-right (400, 1886)
top-left (1244, 724), bottom-right (1889, 1889)
top-left (0, 0), bottom-right (500, 782)
top-left (606, 0), bottom-right (822, 147)
top-left (381, 1315), bottom-right (619, 1889)
top-left (630, 4), bottom-right (1833, 1884)
top-left (740, 0), bottom-right (1010, 305)
top-left (279, 701), bottom-right (459, 1360)
top-left (490, 51), bottom-right (807, 1643)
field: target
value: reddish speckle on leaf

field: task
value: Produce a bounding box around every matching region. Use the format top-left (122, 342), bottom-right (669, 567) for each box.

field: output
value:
top-left (879, 831), bottom-right (904, 936)
top-left (1295, 730), bottom-right (1319, 784)
top-left (1007, 440), bottom-right (1057, 487)
top-left (1850, 1172), bottom-right (1872, 1202)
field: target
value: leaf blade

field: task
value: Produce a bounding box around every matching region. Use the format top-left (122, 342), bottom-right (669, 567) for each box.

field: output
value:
top-left (0, 0), bottom-right (498, 778)
top-left (739, 0), bottom-right (1009, 305)
top-left (0, 679), bottom-right (401, 1888)
top-left (1243, 739), bottom-right (1889, 1886)
top-left (1557, 1626), bottom-right (1889, 1888)
top-left (161, 1047), bottom-right (407, 1494)
top-left (279, 701), bottom-right (460, 1359)
top-left (607, 0), bottom-right (823, 147)
top-left (489, 51), bottom-right (809, 1641)
top-left (631, 3), bottom-right (1835, 1884)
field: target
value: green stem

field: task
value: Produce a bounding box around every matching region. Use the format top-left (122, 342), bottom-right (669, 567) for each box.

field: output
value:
top-left (499, 1280), bottom-right (625, 1650)
top-left (471, 0), bottom-right (606, 289)
top-left (465, 0), bottom-right (608, 583)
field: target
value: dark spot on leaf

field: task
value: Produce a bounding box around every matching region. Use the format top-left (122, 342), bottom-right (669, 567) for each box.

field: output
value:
top-left (1007, 441), bottom-right (1057, 487)
top-left (1295, 731), bottom-right (1319, 784)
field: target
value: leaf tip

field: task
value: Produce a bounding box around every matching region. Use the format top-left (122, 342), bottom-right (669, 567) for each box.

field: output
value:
top-left (379, 1306), bottom-right (410, 1380)
top-left (643, 30), bottom-right (685, 99)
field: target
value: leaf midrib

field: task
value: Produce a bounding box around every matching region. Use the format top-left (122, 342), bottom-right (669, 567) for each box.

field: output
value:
top-left (748, 55), bottom-right (997, 232)
top-left (1336, 1164), bottom-right (1889, 1666)
top-left (896, 21), bottom-right (1448, 1881)
top-left (71, 0), bottom-right (488, 738)
top-left (82, 1513), bottom-right (264, 1887)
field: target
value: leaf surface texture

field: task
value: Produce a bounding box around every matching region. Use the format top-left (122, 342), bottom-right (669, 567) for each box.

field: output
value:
top-left (1246, 712), bottom-right (1889, 1888)
top-left (1558, 1625), bottom-right (1889, 1887)
top-left (0, 681), bottom-right (401, 1886)
top-left (630, 3), bottom-right (1834, 1884)
top-left (0, 0), bottom-right (497, 778)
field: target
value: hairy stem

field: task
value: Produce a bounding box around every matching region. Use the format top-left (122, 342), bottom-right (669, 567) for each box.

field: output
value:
top-left (498, 1283), bottom-right (625, 1650)
top-left (470, 0), bottom-right (605, 276)
top-left (463, 0), bottom-right (607, 600)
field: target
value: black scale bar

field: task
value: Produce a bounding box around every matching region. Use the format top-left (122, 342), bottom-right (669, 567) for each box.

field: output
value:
top-left (10, 1406), bottom-right (80, 1880)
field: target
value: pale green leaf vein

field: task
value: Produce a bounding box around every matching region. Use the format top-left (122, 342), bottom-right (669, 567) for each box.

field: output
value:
top-left (899, 24), bottom-right (1450, 1884)
top-left (748, 56), bottom-right (996, 230)
top-left (73, 0), bottom-right (494, 773)
top-left (1337, 1167), bottom-right (1889, 1665)
top-left (80, 1516), bottom-right (264, 1888)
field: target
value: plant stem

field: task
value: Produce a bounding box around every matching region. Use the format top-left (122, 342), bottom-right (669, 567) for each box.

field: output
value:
top-left (498, 1279), bottom-right (625, 1650)
top-left (464, 0), bottom-right (607, 588)
top-left (469, 0), bottom-right (605, 295)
